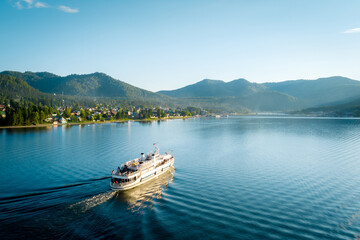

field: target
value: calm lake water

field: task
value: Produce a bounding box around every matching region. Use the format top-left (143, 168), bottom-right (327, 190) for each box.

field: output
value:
top-left (1, 116), bottom-right (360, 239)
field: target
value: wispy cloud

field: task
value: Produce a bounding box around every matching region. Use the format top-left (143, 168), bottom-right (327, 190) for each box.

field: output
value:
top-left (11, 1), bottom-right (78, 13)
top-left (58, 5), bottom-right (79, 13)
top-left (343, 28), bottom-right (360, 34)
top-left (23, 0), bottom-right (33, 5)
top-left (15, 1), bottom-right (23, 9)
top-left (14, 0), bottom-right (46, 9)
top-left (35, 2), bottom-right (48, 8)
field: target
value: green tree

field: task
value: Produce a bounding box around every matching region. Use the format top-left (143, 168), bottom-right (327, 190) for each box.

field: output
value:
top-left (5, 106), bottom-right (15, 126)
top-left (31, 112), bottom-right (40, 125)
top-left (180, 110), bottom-right (192, 117)
top-left (116, 111), bottom-right (121, 120)
top-left (15, 108), bottom-right (24, 125)
top-left (43, 105), bottom-right (50, 116)
top-left (95, 114), bottom-right (102, 121)
top-left (24, 108), bottom-right (30, 125)
top-left (156, 108), bottom-right (161, 119)
top-left (147, 109), bottom-right (153, 118)
top-left (40, 111), bottom-right (46, 123)
top-left (80, 109), bottom-right (86, 119)
top-left (63, 107), bottom-right (71, 118)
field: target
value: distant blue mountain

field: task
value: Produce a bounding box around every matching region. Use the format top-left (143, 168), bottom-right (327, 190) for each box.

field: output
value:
top-left (158, 78), bottom-right (301, 111)
top-left (263, 76), bottom-right (360, 107)
top-left (158, 76), bottom-right (360, 111)
top-left (2, 70), bottom-right (360, 113)
top-left (158, 78), bottom-right (266, 98)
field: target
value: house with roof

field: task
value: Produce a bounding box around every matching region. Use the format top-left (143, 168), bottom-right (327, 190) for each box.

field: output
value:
top-left (59, 117), bottom-right (67, 124)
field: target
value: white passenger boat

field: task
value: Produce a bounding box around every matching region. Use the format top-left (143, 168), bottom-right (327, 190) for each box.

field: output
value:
top-left (110, 146), bottom-right (175, 191)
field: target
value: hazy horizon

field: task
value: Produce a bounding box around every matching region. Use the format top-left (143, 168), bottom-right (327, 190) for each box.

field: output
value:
top-left (1, 0), bottom-right (360, 91)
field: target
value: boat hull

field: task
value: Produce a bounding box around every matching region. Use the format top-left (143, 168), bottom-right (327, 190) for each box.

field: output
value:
top-left (110, 159), bottom-right (174, 191)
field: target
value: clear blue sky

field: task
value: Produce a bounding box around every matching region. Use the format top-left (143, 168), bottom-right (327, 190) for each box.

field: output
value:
top-left (1, 0), bottom-right (360, 91)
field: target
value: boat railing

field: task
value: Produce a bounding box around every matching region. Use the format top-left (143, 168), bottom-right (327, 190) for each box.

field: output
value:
top-left (112, 155), bottom-right (173, 177)
top-left (113, 170), bottom-right (139, 177)
top-left (111, 180), bottom-right (136, 186)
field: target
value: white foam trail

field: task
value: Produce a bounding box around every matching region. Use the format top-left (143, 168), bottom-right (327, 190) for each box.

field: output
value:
top-left (69, 191), bottom-right (116, 213)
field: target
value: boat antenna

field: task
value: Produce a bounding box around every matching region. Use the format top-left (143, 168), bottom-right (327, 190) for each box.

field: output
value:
top-left (153, 143), bottom-right (159, 154)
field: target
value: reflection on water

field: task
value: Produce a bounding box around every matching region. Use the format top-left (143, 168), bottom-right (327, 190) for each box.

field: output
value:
top-left (115, 169), bottom-right (174, 212)
top-left (138, 120), bottom-right (153, 125)
top-left (2, 117), bottom-right (360, 239)
top-left (69, 168), bottom-right (174, 214)
top-left (1, 126), bottom-right (53, 134)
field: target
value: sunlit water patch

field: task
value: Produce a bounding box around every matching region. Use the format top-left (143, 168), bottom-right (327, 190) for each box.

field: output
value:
top-left (1, 117), bottom-right (360, 239)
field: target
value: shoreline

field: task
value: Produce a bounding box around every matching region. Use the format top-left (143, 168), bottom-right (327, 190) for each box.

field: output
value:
top-left (0, 116), bottom-right (191, 129)
top-left (2, 114), bottom-right (360, 129)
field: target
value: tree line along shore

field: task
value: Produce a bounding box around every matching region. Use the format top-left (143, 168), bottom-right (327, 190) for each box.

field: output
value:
top-left (0, 99), bottom-right (206, 127)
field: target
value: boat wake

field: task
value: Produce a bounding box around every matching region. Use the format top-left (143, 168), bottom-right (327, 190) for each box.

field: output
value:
top-left (68, 169), bottom-right (175, 214)
top-left (114, 169), bottom-right (174, 212)
top-left (0, 176), bottom-right (110, 205)
top-left (68, 191), bottom-right (116, 213)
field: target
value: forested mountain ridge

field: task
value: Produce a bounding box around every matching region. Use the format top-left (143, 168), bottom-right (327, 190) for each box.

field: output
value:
top-left (1, 71), bottom-right (59, 90)
top-left (0, 74), bottom-right (43, 99)
top-left (263, 76), bottom-right (360, 107)
top-left (0, 73), bottom-right (167, 108)
top-left (2, 70), bottom-right (360, 113)
top-left (158, 78), bottom-right (303, 111)
top-left (158, 78), bottom-right (267, 98)
top-left (1, 71), bottom-right (170, 102)
top-left (159, 76), bottom-right (360, 111)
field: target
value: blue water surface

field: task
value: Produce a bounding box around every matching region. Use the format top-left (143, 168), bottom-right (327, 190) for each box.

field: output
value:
top-left (1, 116), bottom-right (360, 239)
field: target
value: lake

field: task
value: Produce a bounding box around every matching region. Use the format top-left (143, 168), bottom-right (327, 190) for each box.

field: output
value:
top-left (1, 116), bottom-right (360, 239)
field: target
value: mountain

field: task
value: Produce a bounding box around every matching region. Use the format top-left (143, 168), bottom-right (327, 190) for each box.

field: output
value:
top-left (237, 91), bottom-right (300, 112)
top-left (0, 74), bottom-right (112, 107)
top-left (158, 78), bottom-right (266, 98)
top-left (3, 70), bottom-right (360, 113)
top-left (158, 78), bottom-right (302, 111)
top-left (159, 76), bottom-right (360, 112)
top-left (263, 76), bottom-right (360, 107)
top-left (0, 74), bottom-right (43, 99)
top-left (295, 96), bottom-right (360, 117)
top-left (1, 71), bottom-right (170, 102)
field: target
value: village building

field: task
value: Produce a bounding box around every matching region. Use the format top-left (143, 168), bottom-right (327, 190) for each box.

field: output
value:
top-left (59, 117), bottom-right (67, 124)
